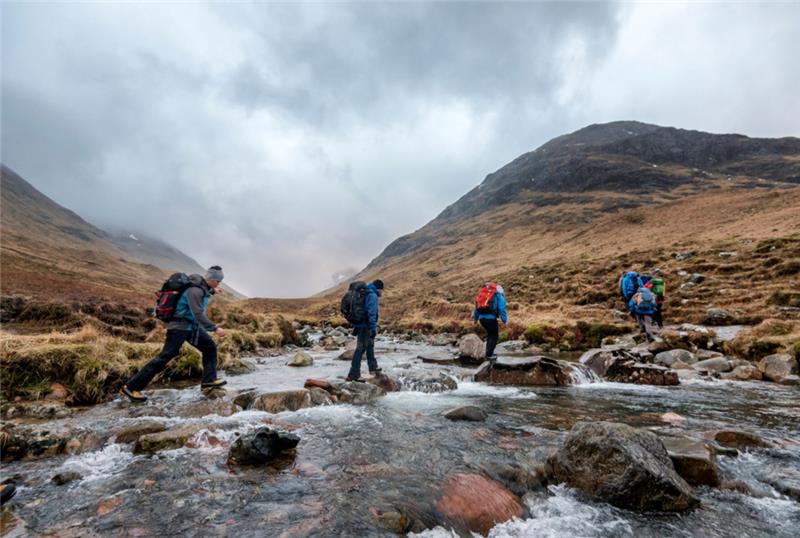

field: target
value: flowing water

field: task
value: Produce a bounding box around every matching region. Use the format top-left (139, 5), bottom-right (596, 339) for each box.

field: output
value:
top-left (2, 336), bottom-right (799, 537)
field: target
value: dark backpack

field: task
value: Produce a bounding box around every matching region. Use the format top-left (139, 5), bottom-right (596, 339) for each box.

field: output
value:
top-left (340, 281), bottom-right (368, 324)
top-left (154, 273), bottom-right (196, 322)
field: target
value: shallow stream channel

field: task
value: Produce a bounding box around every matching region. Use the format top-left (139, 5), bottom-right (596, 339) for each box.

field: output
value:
top-left (2, 334), bottom-right (799, 537)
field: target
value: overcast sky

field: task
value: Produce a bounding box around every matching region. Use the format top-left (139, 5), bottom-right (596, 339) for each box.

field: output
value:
top-left (3, 2), bottom-right (799, 297)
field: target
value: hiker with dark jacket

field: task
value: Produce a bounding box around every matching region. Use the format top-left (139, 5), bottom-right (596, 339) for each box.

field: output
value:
top-left (121, 266), bottom-right (227, 402)
top-left (347, 279), bottom-right (384, 382)
top-left (472, 282), bottom-right (508, 361)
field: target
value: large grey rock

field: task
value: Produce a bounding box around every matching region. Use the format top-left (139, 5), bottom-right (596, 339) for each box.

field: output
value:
top-left (757, 353), bottom-right (798, 382)
top-left (227, 427), bottom-right (300, 465)
top-left (133, 424), bottom-right (207, 454)
top-left (661, 437), bottom-right (720, 487)
top-left (330, 381), bottom-right (385, 404)
top-left (548, 421), bottom-right (699, 512)
top-left (720, 364), bottom-right (762, 381)
top-left (396, 372), bottom-right (458, 393)
top-left (458, 333), bottom-right (485, 362)
top-left (287, 350), bottom-right (314, 367)
top-left (113, 420), bottom-right (167, 444)
top-left (691, 357), bottom-right (732, 373)
top-left (655, 349), bottom-right (697, 367)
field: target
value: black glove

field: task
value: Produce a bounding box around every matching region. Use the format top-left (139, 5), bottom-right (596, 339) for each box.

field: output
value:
top-left (370, 328), bottom-right (377, 338)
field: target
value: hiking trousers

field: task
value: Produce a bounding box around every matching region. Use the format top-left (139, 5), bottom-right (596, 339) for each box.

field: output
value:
top-left (349, 327), bottom-right (377, 379)
top-left (635, 314), bottom-right (656, 342)
top-left (480, 318), bottom-right (499, 358)
top-left (126, 328), bottom-right (218, 391)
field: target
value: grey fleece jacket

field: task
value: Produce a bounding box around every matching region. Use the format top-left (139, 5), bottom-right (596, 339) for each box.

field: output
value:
top-left (167, 274), bottom-right (218, 332)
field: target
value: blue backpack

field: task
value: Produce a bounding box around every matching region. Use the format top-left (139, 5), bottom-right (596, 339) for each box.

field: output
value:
top-left (633, 287), bottom-right (657, 314)
top-left (619, 272), bottom-right (642, 300)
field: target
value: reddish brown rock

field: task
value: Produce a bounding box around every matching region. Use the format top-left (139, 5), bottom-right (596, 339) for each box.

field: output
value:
top-left (45, 383), bottom-right (69, 400)
top-left (304, 378), bottom-right (333, 391)
top-left (435, 473), bottom-right (524, 536)
top-left (711, 430), bottom-right (774, 450)
top-left (251, 389), bottom-right (314, 413)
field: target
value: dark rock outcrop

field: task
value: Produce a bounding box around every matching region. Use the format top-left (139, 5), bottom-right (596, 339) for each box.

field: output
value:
top-left (227, 427), bottom-right (300, 465)
top-left (474, 356), bottom-right (587, 386)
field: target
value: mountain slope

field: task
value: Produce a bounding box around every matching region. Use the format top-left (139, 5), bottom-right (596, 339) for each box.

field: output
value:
top-left (0, 165), bottom-right (242, 303)
top-left (372, 122), bottom-right (800, 265)
top-left (317, 122), bottom-right (800, 329)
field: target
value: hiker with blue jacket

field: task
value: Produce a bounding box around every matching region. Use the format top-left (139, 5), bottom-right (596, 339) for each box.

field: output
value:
top-left (121, 266), bottom-right (227, 402)
top-left (628, 285), bottom-right (658, 342)
top-left (472, 282), bottom-right (508, 361)
top-left (346, 279), bottom-right (384, 382)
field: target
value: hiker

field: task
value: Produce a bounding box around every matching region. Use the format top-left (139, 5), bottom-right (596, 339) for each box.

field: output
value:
top-left (121, 266), bottom-right (227, 402)
top-left (643, 275), bottom-right (666, 328)
top-left (619, 271), bottom-right (642, 304)
top-left (472, 281), bottom-right (507, 361)
top-left (628, 285), bottom-right (658, 341)
top-left (343, 279), bottom-right (384, 382)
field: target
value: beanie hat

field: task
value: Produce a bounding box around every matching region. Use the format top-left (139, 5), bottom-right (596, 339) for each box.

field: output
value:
top-left (372, 279), bottom-right (384, 290)
top-left (205, 265), bottom-right (224, 282)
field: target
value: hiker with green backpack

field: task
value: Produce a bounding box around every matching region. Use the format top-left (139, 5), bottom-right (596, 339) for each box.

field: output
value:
top-left (641, 274), bottom-right (666, 328)
top-left (121, 266), bottom-right (228, 402)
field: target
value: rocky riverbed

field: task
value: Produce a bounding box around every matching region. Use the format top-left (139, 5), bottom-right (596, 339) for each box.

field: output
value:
top-left (1, 330), bottom-right (798, 537)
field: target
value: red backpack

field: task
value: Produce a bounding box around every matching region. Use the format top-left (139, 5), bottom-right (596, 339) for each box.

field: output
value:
top-left (474, 282), bottom-right (498, 315)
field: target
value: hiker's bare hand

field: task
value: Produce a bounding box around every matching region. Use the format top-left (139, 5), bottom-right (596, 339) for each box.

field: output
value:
top-left (215, 287), bottom-right (224, 294)
top-left (215, 328), bottom-right (226, 337)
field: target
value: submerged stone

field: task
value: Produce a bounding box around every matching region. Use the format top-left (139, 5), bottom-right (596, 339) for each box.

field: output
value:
top-left (444, 406), bottom-right (487, 422)
top-left (435, 473), bottom-right (524, 535)
top-left (227, 427), bottom-right (300, 465)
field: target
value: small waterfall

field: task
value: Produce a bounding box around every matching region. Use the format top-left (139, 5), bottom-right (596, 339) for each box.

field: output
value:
top-left (568, 363), bottom-right (602, 385)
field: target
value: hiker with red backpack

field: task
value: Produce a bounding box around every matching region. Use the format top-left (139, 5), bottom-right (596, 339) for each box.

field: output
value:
top-left (340, 279), bottom-right (384, 382)
top-left (472, 282), bottom-right (507, 361)
top-left (121, 266), bottom-right (227, 402)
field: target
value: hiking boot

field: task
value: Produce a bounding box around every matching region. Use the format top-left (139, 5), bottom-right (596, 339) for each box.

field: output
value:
top-left (369, 368), bottom-right (382, 375)
top-left (201, 379), bottom-right (227, 389)
top-left (0, 484), bottom-right (16, 506)
top-left (120, 386), bottom-right (147, 402)
top-left (487, 355), bottom-right (498, 363)
top-left (345, 376), bottom-right (366, 383)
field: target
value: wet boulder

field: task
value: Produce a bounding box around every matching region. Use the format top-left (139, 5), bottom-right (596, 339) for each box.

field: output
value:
top-left (307, 387), bottom-right (334, 406)
top-left (655, 349), bottom-right (697, 367)
top-left (709, 430), bottom-right (774, 450)
top-left (417, 352), bottom-right (459, 365)
top-left (251, 389), bottom-right (314, 413)
top-left (435, 473), bottom-right (524, 536)
top-left (605, 359), bottom-right (679, 386)
top-left (691, 357), bottom-right (732, 374)
top-left (287, 350), bottom-right (314, 367)
top-left (757, 353), bottom-right (798, 382)
top-left (458, 333), bottom-right (485, 363)
top-left (579, 349), bottom-right (617, 377)
top-left (173, 399), bottom-right (237, 419)
top-left (227, 427), bottom-right (300, 465)
top-left (133, 424), bottom-right (207, 454)
top-left (367, 373), bottom-right (399, 393)
top-left (224, 358), bottom-right (257, 375)
top-left (661, 436), bottom-right (720, 487)
top-left (721, 364), bottom-right (762, 381)
top-left (113, 420), bottom-right (167, 444)
top-left (474, 356), bottom-right (576, 386)
top-left (548, 421), bottom-right (699, 512)
top-left (233, 389), bottom-right (258, 409)
top-left (304, 378), bottom-right (333, 391)
top-left (444, 406), bottom-right (487, 422)
top-left (330, 381), bottom-right (385, 404)
top-left (337, 340), bottom-right (357, 361)
top-left (52, 471), bottom-right (82, 485)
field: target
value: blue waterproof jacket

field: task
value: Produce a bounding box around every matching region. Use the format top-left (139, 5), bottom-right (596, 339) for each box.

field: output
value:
top-left (355, 283), bottom-right (381, 329)
top-left (473, 289), bottom-right (508, 324)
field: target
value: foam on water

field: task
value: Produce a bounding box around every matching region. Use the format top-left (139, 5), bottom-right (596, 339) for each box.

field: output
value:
top-left (570, 381), bottom-right (672, 394)
top-left (489, 486), bottom-right (632, 538)
top-left (452, 382), bottom-right (535, 400)
top-left (59, 443), bottom-right (142, 483)
top-left (286, 403), bottom-right (382, 427)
